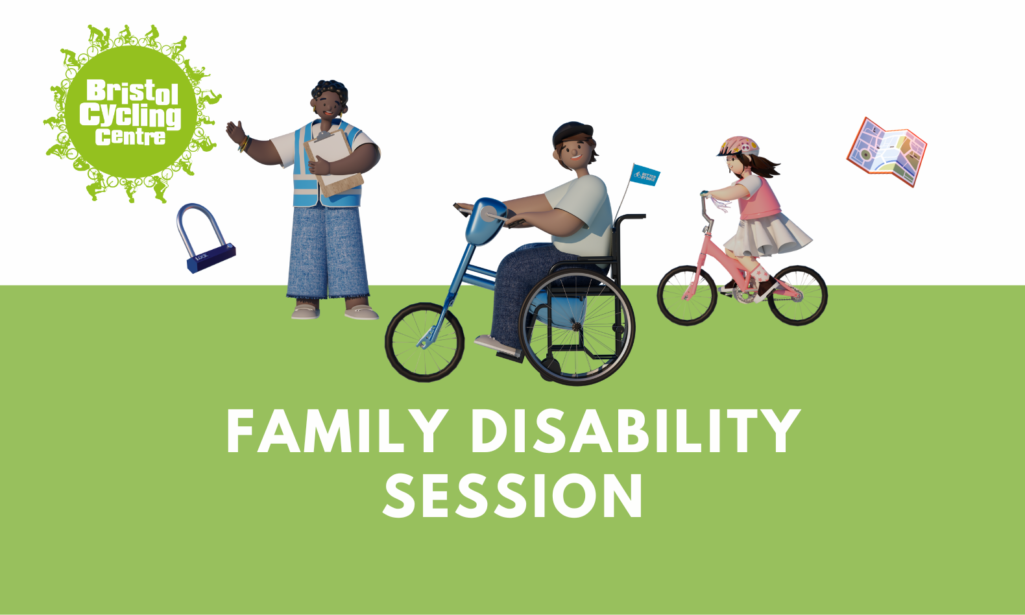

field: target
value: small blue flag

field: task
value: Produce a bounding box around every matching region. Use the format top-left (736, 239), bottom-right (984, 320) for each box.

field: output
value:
top-left (630, 164), bottom-right (660, 186)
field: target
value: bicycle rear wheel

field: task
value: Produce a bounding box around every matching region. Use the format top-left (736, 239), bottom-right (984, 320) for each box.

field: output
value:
top-left (768, 266), bottom-right (828, 326)
top-left (385, 303), bottom-right (464, 382)
top-left (657, 266), bottom-right (717, 325)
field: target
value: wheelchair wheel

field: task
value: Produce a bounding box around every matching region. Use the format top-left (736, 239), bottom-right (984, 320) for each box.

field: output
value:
top-left (385, 303), bottom-right (464, 382)
top-left (518, 268), bottom-right (635, 386)
top-left (657, 265), bottom-right (717, 326)
top-left (768, 266), bottom-right (828, 326)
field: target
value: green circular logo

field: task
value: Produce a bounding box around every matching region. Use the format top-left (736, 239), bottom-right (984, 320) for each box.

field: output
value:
top-left (47, 26), bottom-right (220, 203)
top-left (65, 46), bottom-right (198, 178)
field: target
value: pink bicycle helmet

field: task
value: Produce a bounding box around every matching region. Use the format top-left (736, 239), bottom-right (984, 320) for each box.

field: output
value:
top-left (717, 136), bottom-right (759, 157)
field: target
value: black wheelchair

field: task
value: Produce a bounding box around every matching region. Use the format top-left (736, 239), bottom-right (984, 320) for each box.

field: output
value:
top-left (384, 198), bottom-right (645, 386)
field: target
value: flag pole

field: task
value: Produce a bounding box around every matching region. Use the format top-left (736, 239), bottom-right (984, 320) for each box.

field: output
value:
top-left (614, 165), bottom-right (633, 227)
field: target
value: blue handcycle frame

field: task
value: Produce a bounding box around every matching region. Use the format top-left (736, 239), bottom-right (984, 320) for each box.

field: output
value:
top-left (416, 198), bottom-right (508, 350)
top-left (417, 198), bottom-right (647, 356)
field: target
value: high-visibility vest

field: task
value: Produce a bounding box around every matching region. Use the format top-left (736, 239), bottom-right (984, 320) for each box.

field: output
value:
top-left (292, 118), bottom-right (364, 207)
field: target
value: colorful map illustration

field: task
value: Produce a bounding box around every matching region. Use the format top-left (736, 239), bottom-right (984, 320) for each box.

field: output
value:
top-left (846, 117), bottom-right (927, 187)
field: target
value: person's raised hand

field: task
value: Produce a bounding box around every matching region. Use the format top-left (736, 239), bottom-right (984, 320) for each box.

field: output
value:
top-left (226, 121), bottom-right (246, 145)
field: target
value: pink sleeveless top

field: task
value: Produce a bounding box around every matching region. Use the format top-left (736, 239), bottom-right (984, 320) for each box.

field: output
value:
top-left (738, 176), bottom-right (782, 221)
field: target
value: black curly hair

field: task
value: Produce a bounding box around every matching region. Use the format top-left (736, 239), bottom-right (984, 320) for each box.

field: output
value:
top-left (311, 80), bottom-right (348, 106)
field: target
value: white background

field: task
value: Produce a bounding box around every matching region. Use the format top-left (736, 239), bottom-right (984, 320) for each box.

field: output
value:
top-left (2, 0), bottom-right (1021, 285)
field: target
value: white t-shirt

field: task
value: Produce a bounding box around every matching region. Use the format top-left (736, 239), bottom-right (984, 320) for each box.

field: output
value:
top-left (733, 174), bottom-right (762, 198)
top-left (270, 121), bottom-right (375, 169)
top-left (544, 175), bottom-right (613, 257)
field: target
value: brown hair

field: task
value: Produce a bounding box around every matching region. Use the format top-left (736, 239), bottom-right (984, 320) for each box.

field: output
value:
top-left (732, 153), bottom-right (780, 179)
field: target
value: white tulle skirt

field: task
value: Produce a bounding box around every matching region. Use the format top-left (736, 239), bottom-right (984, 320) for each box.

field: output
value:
top-left (723, 213), bottom-right (813, 257)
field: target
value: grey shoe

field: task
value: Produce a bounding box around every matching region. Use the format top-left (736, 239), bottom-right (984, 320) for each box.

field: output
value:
top-left (344, 305), bottom-right (379, 320)
top-left (292, 304), bottom-right (320, 320)
top-left (474, 335), bottom-right (522, 358)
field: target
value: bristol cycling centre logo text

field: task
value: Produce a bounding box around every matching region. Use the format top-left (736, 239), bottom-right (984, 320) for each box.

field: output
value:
top-left (46, 26), bottom-right (220, 203)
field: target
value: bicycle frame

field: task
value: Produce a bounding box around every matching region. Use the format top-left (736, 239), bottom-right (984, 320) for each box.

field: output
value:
top-left (682, 196), bottom-right (801, 301)
top-left (416, 198), bottom-right (507, 350)
top-left (416, 243), bottom-right (496, 350)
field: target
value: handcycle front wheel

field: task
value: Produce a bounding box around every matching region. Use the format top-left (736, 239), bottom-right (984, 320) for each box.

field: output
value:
top-left (385, 303), bottom-right (465, 382)
top-left (769, 265), bottom-right (828, 326)
top-left (519, 268), bottom-right (635, 386)
top-left (657, 266), bottom-right (717, 325)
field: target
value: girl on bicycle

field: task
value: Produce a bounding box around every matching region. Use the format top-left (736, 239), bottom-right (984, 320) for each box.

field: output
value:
top-left (702, 136), bottom-right (812, 302)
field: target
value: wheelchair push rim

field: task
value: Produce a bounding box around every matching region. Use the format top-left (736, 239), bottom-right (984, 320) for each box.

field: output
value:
top-left (385, 303), bottom-right (465, 382)
top-left (518, 268), bottom-right (635, 386)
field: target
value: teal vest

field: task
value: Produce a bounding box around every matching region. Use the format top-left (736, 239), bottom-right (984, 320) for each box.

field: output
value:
top-left (292, 118), bottom-right (364, 207)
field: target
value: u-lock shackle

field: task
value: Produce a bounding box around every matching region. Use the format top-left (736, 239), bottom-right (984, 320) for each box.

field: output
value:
top-left (176, 203), bottom-right (237, 273)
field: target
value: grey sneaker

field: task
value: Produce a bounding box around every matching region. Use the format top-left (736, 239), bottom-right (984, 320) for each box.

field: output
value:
top-left (344, 305), bottom-right (379, 320)
top-left (292, 303), bottom-right (320, 320)
top-left (474, 335), bottom-right (522, 358)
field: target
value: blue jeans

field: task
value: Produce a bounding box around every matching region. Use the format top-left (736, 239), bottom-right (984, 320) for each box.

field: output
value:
top-left (491, 243), bottom-right (608, 351)
top-left (287, 205), bottom-right (370, 300)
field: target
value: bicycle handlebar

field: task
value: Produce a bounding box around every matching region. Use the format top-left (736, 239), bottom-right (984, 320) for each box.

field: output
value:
top-left (700, 195), bottom-right (712, 223)
top-left (700, 195), bottom-right (715, 234)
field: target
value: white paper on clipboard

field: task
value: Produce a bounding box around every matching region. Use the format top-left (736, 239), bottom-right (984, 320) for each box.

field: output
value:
top-left (304, 132), bottom-right (364, 197)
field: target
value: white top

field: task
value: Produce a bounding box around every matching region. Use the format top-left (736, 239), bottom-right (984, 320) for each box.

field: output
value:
top-left (270, 122), bottom-right (375, 169)
top-left (733, 174), bottom-right (762, 197)
top-left (544, 175), bottom-right (613, 257)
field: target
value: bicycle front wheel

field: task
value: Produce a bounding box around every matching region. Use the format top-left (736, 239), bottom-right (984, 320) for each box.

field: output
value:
top-left (385, 303), bottom-right (464, 382)
top-left (769, 266), bottom-right (828, 326)
top-left (657, 266), bottom-right (717, 325)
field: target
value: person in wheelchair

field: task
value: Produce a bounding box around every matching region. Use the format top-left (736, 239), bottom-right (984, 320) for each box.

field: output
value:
top-left (456, 121), bottom-right (613, 361)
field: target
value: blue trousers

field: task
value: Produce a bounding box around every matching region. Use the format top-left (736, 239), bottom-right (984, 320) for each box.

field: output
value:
top-left (287, 205), bottom-right (370, 300)
top-left (491, 243), bottom-right (607, 351)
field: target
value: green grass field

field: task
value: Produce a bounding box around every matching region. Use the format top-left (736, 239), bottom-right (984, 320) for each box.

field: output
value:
top-left (1, 285), bottom-right (1022, 614)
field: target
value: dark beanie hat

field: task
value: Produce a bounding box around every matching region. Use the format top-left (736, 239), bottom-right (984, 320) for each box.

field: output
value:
top-left (552, 122), bottom-right (594, 148)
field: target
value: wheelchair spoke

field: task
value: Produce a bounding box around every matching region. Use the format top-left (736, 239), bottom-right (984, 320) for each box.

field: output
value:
top-left (587, 329), bottom-right (619, 348)
top-left (520, 269), bottom-right (634, 384)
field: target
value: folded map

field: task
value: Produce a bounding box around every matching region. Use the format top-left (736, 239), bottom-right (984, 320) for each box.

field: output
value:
top-left (846, 117), bottom-right (927, 187)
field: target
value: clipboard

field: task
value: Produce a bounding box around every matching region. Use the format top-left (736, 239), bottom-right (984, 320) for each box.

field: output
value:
top-left (304, 130), bottom-right (364, 197)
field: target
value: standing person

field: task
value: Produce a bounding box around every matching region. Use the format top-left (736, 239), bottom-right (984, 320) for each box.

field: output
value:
top-left (702, 136), bottom-right (812, 302)
top-left (226, 79), bottom-right (381, 321)
top-left (455, 121), bottom-right (612, 360)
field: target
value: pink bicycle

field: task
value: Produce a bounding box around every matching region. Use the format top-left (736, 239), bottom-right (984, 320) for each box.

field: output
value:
top-left (657, 195), bottom-right (827, 326)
